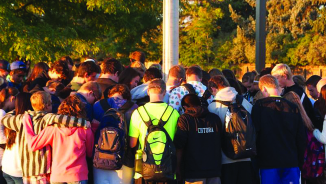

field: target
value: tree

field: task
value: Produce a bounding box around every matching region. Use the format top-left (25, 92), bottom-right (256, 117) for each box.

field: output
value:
top-left (0, 0), bottom-right (162, 64)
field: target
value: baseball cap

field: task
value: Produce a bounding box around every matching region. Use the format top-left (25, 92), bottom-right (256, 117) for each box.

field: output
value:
top-left (0, 60), bottom-right (10, 72)
top-left (10, 61), bottom-right (26, 71)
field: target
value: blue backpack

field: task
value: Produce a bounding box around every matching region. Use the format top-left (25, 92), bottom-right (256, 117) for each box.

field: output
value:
top-left (93, 100), bottom-right (134, 170)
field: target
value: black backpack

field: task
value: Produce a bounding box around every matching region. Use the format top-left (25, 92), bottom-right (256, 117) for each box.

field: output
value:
top-left (93, 99), bottom-right (134, 170)
top-left (181, 84), bottom-right (211, 107)
top-left (137, 105), bottom-right (176, 182)
top-left (213, 95), bottom-right (256, 160)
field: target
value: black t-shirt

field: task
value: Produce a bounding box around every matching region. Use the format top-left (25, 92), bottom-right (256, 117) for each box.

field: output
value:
top-left (174, 106), bottom-right (222, 179)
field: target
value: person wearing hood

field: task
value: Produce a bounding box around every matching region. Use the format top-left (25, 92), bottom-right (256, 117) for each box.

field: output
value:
top-left (174, 94), bottom-right (222, 184)
top-left (131, 68), bottom-right (162, 106)
top-left (22, 95), bottom-right (94, 184)
top-left (207, 75), bottom-right (254, 184)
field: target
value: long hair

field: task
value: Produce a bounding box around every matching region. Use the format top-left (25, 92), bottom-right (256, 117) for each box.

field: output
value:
top-left (119, 67), bottom-right (141, 90)
top-left (5, 92), bottom-right (33, 149)
top-left (283, 91), bottom-right (314, 131)
top-left (315, 85), bottom-right (326, 118)
top-left (26, 62), bottom-right (49, 83)
top-left (58, 95), bottom-right (86, 118)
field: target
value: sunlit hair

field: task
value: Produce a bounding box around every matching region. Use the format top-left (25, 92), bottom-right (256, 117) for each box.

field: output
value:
top-left (208, 75), bottom-right (230, 92)
top-left (0, 87), bottom-right (19, 109)
top-left (58, 95), bottom-right (86, 118)
top-left (109, 84), bottom-right (131, 100)
top-left (258, 75), bottom-right (279, 91)
top-left (30, 91), bottom-right (51, 111)
top-left (283, 91), bottom-right (314, 131)
top-left (148, 79), bottom-right (166, 94)
top-left (78, 81), bottom-right (102, 100)
top-left (26, 62), bottom-right (49, 83)
top-left (271, 63), bottom-right (293, 80)
top-left (168, 65), bottom-right (185, 80)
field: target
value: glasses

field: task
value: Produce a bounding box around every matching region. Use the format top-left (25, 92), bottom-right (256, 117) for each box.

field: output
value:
top-left (92, 92), bottom-right (99, 102)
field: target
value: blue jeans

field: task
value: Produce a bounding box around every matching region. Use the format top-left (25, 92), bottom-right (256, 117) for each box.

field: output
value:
top-left (51, 181), bottom-right (87, 184)
top-left (260, 167), bottom-right (300, 184)
top-left (3, 172), bottom-right (23, 184)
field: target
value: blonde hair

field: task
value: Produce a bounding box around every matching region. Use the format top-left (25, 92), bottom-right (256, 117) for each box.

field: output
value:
top-left (78, 81), bottom-right (102, 100)
top-left (148, 79), bottom-right (166, 94)
top-left (283, 91), bottom-right (314, 131)
top-left (131, 61), bottom-right (146, 73)
top-left (259, 75), bottom-right (279, 91)
top-left (271, 64), bottom-right (293, 80)
top-left (30, 91), bottom-right (51, 111)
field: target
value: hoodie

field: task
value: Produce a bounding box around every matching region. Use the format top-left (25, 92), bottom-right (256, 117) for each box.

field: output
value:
top-left (174, 106), bottom-right (222, 178)
top-left (131, 82), bottom-right (149, 106)
top-left (23, 114), bottom-right (94, 182)
top-left (208, 87), bottom-right (253, 164)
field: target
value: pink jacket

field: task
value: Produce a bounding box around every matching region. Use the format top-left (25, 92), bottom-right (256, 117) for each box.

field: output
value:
top-left (23, 114), bottom-right (94, 182)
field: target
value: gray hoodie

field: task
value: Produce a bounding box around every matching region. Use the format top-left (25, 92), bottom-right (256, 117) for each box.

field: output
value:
top-left (131, 82), bottom-right (149, 102)
top-left (208, 87), bottom-right (253, 164)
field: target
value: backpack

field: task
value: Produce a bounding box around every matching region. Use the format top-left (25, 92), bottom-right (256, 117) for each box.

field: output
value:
top-left (181, 84), bottom-right (211, 107)
top-left (93, 99), bottom-right (134, 170)
top-left (213, 95), bottom-right (257, 160)
top-left (302, 131), bottom-right (325, 179)
top-left (137, 105), bottom-right (176, 182)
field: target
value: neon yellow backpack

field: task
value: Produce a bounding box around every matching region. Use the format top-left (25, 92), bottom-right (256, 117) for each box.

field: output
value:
top-left (137, 105), bottom-right (176, 182)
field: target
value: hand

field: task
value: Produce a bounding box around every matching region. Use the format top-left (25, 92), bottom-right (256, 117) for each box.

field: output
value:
top-left (91, 119), bottom-right (100, 125)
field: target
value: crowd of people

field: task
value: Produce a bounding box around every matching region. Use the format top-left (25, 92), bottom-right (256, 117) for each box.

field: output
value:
top-left (0, 51), bottom-right (326, 184)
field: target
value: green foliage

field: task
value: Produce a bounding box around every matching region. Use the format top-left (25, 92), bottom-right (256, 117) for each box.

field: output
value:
top-left (0, 0), bottom-right (162, 63)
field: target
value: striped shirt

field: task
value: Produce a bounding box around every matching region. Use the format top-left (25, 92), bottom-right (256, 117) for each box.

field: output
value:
top-left (1, 110), bottom-right (89, 177)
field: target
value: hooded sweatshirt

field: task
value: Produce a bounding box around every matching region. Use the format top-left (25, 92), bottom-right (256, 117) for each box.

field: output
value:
top-left (130, 82), bottom-right (149, 106)
top-left (208, 87), bottom-right (252, 164)
top-left (23, 114), bottom-right (94, 182)
top-left (174, 106), bottom-right (222, 178)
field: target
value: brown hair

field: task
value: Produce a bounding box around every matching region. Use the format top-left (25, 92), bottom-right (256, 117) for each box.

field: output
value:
top-left (58, 95), bottom-right (86, 118)
top-left (242, 72), bottom-right (256, 83)
top-left (186, 66), bottom-right (202, 79)
top-left (259, 75), bottom-right (279, 91)
top-left (118, 67), bottom-right (141, 90)
top-left (283, 91), bottom-right (314, 131)
top-left (6, 92), bottom-right (33, 149)
top-left (30, 91), bottom-right (51, 111)
top-left (50, 60), bottom-right (70, 80)
top-left (0, 87), bottom-right (19, 109)
top-left (101, 58), bottom-right (123, 75)
top-left (78, 81), bottom-right (102, 100)
top-left (143, 68), bottom-right (162, 83)
top-left (77, 61), bottom-right (98, 78)
top-left (130, 51), bottom-right (145, 63)
top-left (26, 62), bottom-right (49, 83)
top-left (168, 65), bottom-right (185, 80)
top-left (208, 75), bottom-right (230, 92)
top-left (109, 84), bottom-right (131, 100)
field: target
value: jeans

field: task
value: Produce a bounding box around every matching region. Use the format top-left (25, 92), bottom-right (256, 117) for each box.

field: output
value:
top-left (3, 172), bottom-right (23, 184)
top-left (260, 167), bottom-right (300, 184)
top-left (51, 181), bottom-right (87, 184)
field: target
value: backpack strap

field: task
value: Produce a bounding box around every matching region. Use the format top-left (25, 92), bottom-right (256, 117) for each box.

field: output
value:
top-left (119, 101), bottom-right (135, 114)
top-left (212, 100), bottom-right (231, 106)
top-left (137, 106), bottom-right (153, 128)
top-left (158, 105), bottom-right (174, 127)
top-left (235, 95), bottom-right (244, 106)
top-left (202, 89), bottom-right (212, 101)
top-left (182, 84), bottom-right (196, 94)
top-left (100, 99), bottom-right (111, 112)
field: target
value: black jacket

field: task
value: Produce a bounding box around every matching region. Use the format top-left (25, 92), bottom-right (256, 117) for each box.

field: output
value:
top-left (174, 106), bottom-right (222, 179)
top-left (252, 97), bottom-right (306, 169)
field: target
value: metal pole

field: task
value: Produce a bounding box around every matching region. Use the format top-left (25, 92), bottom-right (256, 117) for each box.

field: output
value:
top-left (163, 0), bottom-right (179, 81)
top-left (255, 0), bottom-right (266, 73)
